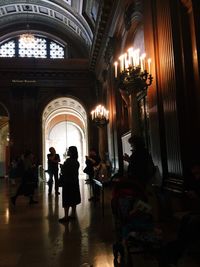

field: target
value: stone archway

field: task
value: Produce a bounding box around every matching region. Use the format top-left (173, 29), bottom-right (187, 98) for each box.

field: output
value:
top-left (42, 97), bottom-right (88, 173)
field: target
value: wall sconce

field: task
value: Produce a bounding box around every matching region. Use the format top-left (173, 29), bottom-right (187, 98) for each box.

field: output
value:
top-left (91, 105), bottom-right (109, 127)
top-left (114, 47), bottom-right (153, 94)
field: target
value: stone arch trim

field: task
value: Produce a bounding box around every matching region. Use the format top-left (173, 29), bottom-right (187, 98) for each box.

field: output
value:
top-left (42, 97), bottom-right (87, 127)
top-left (42, 96), bottom-right (88, 168)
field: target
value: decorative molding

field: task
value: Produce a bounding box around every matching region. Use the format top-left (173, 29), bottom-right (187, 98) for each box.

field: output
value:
top-left (124, 0), bottom-right (143, 31)
top-left (104, 37), bottom-right (115, 66)
top-left (2, 71), bottom-right (87, 79)
top-left (42, 97), bottom-right (87, 123)
top-left (0, 1), bottom-right (93, 46)
top-left (89, 0), bottom-right (114, 70)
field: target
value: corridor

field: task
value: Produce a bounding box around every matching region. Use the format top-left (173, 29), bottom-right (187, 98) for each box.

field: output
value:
top-left (0, 176), bottom-right (114, 267)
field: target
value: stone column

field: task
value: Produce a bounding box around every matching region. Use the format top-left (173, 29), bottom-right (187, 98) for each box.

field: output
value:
top-left (130, 90), bottom-right (140, 136)
top-left (98, 125), bottom-right (107, 161)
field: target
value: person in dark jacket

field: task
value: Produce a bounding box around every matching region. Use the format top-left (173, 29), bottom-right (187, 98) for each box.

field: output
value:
top-left (83, 149), bottom-right (101, 201)
top-left (47, 147), bottom-right (60, 195)
top-left (58, 146), bottom-right (81, 223)
top-left (123, 135), bottom-right (155, 187)
top-left (84, 149), bottom-right (101, 183)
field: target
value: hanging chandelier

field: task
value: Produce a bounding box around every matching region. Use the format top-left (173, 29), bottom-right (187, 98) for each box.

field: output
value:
top-left (20, 31), bottom-right (35, 46)
top-left (19, 5), bottom-right (35, 46)
top-left (91, 105), bottom-right (109, 127)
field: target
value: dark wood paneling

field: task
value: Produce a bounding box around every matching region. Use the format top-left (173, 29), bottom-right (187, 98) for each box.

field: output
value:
top-left (155, 0), bottom-right (183, 179)
top-left (0, 58), bottom-right (96, 163)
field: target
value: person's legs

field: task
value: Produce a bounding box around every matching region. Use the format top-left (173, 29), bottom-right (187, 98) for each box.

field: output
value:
top-left (71, 205), bottom-right (76, 218)
top-left (64, 206), bottom-right (70, 219)
top-left (54, 170), bottom-right (60, 195)
top-left (11, 182), bottom-right (25, 205)
top-left (47, 172), bottom-right (53, 194)
top-left (29, 194), bottom-right (38, 205)
top-left (59, 205), bottom-right (70, 223)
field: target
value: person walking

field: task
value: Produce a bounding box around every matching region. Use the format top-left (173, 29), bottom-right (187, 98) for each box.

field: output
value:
top-left (58, 146), bottom-right (81, 223)
top-left (47, 147), bottom-right (60, 196)
top-left (11, 150), bottom-right (38, 205)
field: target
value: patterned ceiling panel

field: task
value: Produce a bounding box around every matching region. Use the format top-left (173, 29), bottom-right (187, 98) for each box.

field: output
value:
top-left (0, 0), bottom-right (93, 48)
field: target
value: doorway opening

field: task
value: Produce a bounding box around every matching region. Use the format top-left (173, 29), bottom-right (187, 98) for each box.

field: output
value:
top-left (42, 97), bottom-right (88, 173)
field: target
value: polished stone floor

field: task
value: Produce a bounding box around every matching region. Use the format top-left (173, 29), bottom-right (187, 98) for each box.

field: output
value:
top-left (0, 176), bottom-right (115, 267)
top-left (1, 176), bottom-right (200, 267)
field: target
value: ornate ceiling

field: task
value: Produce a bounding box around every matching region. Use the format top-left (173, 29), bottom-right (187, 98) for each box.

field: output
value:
top-left (0, 0), bottom-right (115, 70)
top-left (0, 0), bottom-right (99, 57)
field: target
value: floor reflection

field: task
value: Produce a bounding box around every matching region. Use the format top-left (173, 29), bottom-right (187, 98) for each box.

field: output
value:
top-left (0, 176), bottom-right (114, 267)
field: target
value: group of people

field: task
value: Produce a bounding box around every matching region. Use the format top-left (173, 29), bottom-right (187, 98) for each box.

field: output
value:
top-left (10, 144), bottom-right (111, 223)
top-left (10, 134), bottom-right (200, 244)
top-left (10, 146), bottom-right (81, 223)
top-left (83, 149), bottom-right (112, 201)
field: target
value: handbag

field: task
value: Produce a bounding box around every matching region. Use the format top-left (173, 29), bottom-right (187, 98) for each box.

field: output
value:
top-left (58, 173), bottom-right (64, 187)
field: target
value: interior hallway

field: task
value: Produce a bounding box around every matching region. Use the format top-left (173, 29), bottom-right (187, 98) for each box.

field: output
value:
top-left (0, 176), bottom-right (115, 267)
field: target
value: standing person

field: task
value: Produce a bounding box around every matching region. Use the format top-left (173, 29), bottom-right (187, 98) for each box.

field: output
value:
top-left (123, 135), bottom-right (155, 187)
top-left (83, 149), bottom-right (101, 201)
top-left (83, 149), bottom-right (101, 184)
top-left (47, 147), bottom-right (60, 196)
top-left (11, 150), bottom-right (38, 205)
top-left (58, 146), bottom-right (81, 223)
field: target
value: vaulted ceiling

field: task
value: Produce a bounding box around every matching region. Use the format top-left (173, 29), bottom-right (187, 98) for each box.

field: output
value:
top-left (0, 0), bottom-right (99, 57)
top-left (0, 0), bottom-right (115, 72)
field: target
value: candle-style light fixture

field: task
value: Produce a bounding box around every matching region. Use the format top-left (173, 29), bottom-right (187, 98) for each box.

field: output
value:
top-left (19, 5), bottom-right (35, 47)
top-left (114, 47), bottom-right (153, 94)
top-left (91, 104), bottom-right (109, 127)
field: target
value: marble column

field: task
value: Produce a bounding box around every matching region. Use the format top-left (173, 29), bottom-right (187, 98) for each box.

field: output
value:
top-left (98, 125), bottom-right (107, 161)
top-left (130, 90), bottom-right (141, 136)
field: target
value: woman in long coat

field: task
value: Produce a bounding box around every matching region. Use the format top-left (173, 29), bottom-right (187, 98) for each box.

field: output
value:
top-left (59, 146), bottom-right (81, 223)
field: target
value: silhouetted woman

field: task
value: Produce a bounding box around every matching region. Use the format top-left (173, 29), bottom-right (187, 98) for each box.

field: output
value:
top-left (59, 146), bottom-right (81, 223)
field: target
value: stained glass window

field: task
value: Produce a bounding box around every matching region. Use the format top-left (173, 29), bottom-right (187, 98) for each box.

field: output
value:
top-left (19, 37), bottom-right (47, 58)
top-left (0, 36), bottom-right (65, 59)
top-left (50, 42), bottom-right (65, 58)
top-left (0, 41), bottom-right (15, 57)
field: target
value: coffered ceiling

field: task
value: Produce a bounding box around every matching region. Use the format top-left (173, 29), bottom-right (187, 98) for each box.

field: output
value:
top-left (0, 0), bottom-right (99, 57)
top-left (0, 0), bottom-right (116, 70)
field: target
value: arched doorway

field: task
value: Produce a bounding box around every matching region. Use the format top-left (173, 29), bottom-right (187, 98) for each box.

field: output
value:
top-left (42, 97), bottom-right (88, 173)
top-left (0, 103), bottom-right (9, 178)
